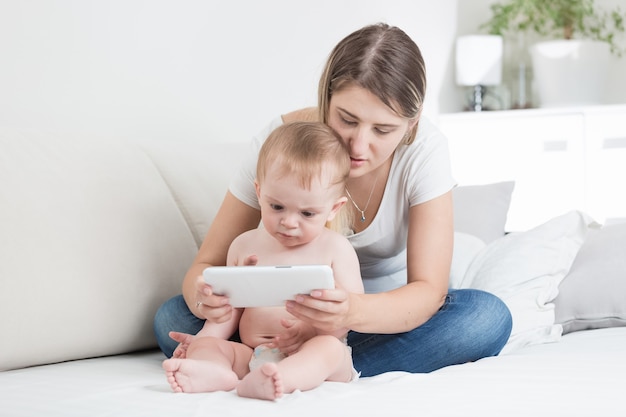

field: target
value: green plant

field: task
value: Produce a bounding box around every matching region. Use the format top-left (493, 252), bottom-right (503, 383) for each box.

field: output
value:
top-left (481, 0), bottom-right (626, 56)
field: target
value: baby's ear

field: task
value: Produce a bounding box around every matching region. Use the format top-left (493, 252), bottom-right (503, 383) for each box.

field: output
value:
top-left (254, 179), bottom-right (261, 200)
top-left (326, 196), bottom-right (347, 221)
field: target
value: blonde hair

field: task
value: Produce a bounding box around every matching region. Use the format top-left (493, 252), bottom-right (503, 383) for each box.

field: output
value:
top-left (318, 23), bottom-right (426, 145)
top-left (257, 122), bottom-right (350, 233)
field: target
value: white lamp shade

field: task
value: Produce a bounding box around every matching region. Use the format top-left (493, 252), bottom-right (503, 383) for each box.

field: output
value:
top-left (456, 35), bottom-right (503, 86)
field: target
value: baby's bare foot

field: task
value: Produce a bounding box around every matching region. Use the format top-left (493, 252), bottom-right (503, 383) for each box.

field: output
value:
top-left (162, 358), bottom-right (238, 393)
top-left (237, 362), bottom-right (284, 400)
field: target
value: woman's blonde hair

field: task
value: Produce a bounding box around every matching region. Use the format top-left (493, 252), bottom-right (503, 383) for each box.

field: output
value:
top-left (257, 122), bottom-right (350, 233)
top-left (318, 23), bottom-right (426, 145)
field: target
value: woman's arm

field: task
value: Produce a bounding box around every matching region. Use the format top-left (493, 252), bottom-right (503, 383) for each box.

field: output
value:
top-left (287, 191), bottom-right (453, 334)
top-left (182, 191), bottom-right (261, 320)
top-left (349, 191), bottom-right (453, 333)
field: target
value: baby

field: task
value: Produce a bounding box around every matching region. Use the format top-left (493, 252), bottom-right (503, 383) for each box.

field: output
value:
top-left (163, 121), bottom-right (364, 400)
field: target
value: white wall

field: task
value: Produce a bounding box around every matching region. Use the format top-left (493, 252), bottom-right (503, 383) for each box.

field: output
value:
top-left (0, 0), bottom-right (457, 143)
top-left (1, 0), bottom-right (624, 144)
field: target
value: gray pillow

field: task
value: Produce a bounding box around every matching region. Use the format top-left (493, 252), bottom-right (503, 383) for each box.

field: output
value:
top-left (452, 181), bottom-right (515, 244)
top-left (555, 223), bottom-right (626, 334)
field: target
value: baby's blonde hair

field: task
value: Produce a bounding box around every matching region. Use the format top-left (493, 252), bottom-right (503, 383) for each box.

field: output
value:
top-left (257, 122), bottom-right (350, 233)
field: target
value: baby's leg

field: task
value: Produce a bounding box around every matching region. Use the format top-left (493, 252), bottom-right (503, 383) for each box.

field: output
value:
top-left (237, 335), bottom-right (353, 400)
top-left (163, 336), bottom-right (252, 393)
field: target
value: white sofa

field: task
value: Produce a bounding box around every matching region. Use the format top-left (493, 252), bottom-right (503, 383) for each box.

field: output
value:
top-left (1, 126), bottom-right (625, 416)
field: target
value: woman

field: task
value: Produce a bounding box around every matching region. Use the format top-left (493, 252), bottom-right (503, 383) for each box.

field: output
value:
top-left (154, 23), bottom-right (512, 377)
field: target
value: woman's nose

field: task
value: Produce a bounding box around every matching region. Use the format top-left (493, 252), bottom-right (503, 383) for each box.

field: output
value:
top-left (348, 127), bottom-right (368, 154)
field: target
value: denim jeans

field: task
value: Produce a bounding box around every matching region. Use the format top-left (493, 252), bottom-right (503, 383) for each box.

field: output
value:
top-left (348, 289), bottom-right (512, 376)
top-left (153, 289), bottom-right (512, 376)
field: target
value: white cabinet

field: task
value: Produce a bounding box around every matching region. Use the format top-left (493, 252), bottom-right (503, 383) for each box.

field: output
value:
top-left (438, 105), bottom-right (626, 231)
top-left (584, 108), bottom-right (626, 223)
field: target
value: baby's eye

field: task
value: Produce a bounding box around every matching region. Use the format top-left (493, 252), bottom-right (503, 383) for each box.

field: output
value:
top-left (270, 204), bottom-right (284, 211)
top-left (301, 211), bottom-right (315, 218)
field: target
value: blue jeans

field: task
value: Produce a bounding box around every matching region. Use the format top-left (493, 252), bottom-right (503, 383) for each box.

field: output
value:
top-left (153, 289), bottom-right (512, 376)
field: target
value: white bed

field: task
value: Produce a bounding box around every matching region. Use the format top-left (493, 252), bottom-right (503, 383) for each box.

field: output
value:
top-left (2, 328), bottom-right (624, 417)
top-left (2, 129), bottom-right (625, 417)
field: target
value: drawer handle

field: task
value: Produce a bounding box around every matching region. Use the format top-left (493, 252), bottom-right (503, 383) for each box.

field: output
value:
top-left (603, 137), bottom-right (626, 149)
top-left (543, 140), bottom-right (568, 152)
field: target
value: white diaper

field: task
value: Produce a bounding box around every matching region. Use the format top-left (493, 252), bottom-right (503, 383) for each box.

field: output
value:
top-left (248, 342), bottom-right (360, 382)
top-left (248, 345), bottom-right (286, 371)
top-left (346, 345), bottom-right (360, 382)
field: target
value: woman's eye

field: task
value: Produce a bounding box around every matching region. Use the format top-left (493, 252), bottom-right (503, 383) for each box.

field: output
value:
top-left (341, 117), bottom-right (357, 126)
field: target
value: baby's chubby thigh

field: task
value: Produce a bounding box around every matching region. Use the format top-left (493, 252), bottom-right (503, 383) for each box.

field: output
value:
top-left (297, 335), bottom-right (356, 382)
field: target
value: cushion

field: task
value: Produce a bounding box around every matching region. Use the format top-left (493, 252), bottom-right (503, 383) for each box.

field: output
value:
top-left (459, 210), bottom-right (595, 353)
top-left (452, 181), bottom-right (515, 243)
top-left (449, 232), bottom-right (486, 289)
top-left (0, 128), bottom-right (198, 370)
top-left (139, 139), bottom-right (248, 247)
top-left (555, 222), bottom-right (626, 334)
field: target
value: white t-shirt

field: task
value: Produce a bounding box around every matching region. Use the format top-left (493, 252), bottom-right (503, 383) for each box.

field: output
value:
top-left (229, 116), bottom-right (456, 293)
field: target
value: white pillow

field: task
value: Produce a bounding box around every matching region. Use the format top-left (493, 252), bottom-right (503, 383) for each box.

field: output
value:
top-left (555, 222), bottom-right (626, 334)
top-left (459, 211), bottom-right (596, 354)
top-left (139, 139), bottom-right (248, 247)
top-left (453, 181), bottom-right (515, 244)
top-left (449, 232), bottom-right (486, 289)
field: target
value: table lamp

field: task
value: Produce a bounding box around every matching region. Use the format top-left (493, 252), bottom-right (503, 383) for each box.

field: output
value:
top-left (455, 35), bottom-right (503, 111)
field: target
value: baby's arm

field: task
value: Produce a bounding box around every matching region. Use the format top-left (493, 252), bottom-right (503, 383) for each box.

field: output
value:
top-left (169, 307), bottom-right (242, 358)
top-left (192, 235), bottom-right (253, 339)
top-left (317, 234), bottom-right (364, 339)
top-left (331, 236), bottom-right (365, 294)
top-left (191, 236), bottom-right (250, 339)
top-left (170, 236), bottom-right (254, 358)
top-left (196, 308), bottom-right (243, 338)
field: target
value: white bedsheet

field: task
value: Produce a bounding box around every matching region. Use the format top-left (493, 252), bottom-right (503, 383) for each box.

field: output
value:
top-left (1, 327), bottom-right (624, 417)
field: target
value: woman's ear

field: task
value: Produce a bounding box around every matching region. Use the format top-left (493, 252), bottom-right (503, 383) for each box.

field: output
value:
top-left (326, 196), bottom-right (347, 222)
top-left (404, 113), bottom-right (421, 144)
top-left (409, 110), bottom-right (421, 131)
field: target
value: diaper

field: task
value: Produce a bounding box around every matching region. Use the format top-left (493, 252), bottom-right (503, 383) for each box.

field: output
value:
top-left (248, 345), bottom-right (286, 371)
top-left (346, 345), bottom-right (360, 382)
top-left (249, 342), bottom-right (360, 382)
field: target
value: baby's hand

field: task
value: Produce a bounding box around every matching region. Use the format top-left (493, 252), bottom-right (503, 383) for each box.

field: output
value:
top-left (273, 319), bottom-right (316, 355)
top-left (238, 254), bottom-right (258, 266)
top-left (169, 331), bottom-right (195, 359)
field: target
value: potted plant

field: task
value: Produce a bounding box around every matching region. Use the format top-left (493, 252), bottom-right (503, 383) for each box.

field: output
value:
top-left (481, 0), bottom-right (625, 107)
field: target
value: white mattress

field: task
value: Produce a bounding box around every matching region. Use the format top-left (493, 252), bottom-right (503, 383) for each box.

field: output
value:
top-left (1, 327), bottom-right (625, 417)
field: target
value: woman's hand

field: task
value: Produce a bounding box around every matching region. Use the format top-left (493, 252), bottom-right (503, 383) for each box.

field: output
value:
top-left (194, 275), bottom-right (234, 323)
top-left (194, 255), bottom-right (259, 323)
top-left (285, 288), bottom-right (354, 335)
top-left (272, 319), bottom-right (317, 355)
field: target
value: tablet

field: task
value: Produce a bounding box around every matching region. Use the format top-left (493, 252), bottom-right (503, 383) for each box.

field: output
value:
top-left (202, 265), bottom-right (335, 307)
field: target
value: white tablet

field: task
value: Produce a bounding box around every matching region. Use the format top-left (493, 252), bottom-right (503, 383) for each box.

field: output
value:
top-left (202, 265), bottom-right (335, 307)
